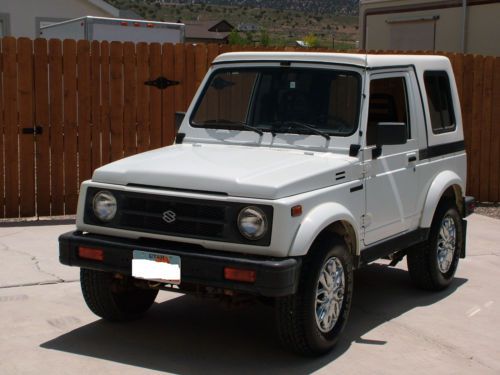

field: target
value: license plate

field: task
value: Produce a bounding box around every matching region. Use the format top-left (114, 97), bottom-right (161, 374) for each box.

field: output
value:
top-left (132, 250), bottom-right (181, 284)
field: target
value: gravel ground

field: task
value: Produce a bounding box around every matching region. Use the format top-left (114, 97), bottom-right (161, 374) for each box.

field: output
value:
top-left (475, 203), bottom-right (500, 220)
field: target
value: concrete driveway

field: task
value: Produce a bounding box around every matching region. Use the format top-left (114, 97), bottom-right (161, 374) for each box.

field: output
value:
top-left (0, 214), bottom-right (499, 374)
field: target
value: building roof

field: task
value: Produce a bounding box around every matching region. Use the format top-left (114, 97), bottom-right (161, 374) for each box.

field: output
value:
top-left (184, 19), bottom-right (234, 41)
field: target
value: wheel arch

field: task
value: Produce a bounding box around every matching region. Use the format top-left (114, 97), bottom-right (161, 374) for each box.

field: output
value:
top-left (288, 202), bottom-right (359, 258)
top-left (420, 170), bottom-right (465, 228)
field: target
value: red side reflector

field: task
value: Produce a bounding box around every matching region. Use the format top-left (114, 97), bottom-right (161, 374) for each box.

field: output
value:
top-left (291, 205), bottom-right (303, 217)
top-left (133, 22), bottom-right (140, 27)
top-left (78, 247), bottom-right (104, 261)
top-left (147, 23), bottom-right (154, 28)
top-left (224, 267), bottom-right (256, 283)
top-left (120, 21), bottom-right (128, 26)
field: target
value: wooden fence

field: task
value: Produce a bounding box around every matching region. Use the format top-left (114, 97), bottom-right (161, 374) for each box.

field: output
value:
top-left (0, 37), bottom-right (499, 218)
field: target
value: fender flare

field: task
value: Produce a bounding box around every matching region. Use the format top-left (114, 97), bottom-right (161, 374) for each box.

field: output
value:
top-left (288, 202), bottom-right (360, 257)
top-left (419, 170), bottom-right (464, 228)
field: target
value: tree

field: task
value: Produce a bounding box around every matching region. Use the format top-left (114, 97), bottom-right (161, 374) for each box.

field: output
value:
top-left (303, 34), bottom-right (319, 48)
top-left (228, 29), bottom-right (245, 45)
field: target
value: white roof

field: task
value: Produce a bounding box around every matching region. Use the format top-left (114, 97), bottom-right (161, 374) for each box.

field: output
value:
top-left (213, 52), bottom-right (450, 70)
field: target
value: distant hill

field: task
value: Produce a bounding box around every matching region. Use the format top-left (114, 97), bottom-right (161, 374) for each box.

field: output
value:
top-left (164, 0), bottom-right (359, 16)
top-left (106, 0), bottom-right (360, 48)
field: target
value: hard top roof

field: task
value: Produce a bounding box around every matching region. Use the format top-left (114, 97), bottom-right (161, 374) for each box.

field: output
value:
top-left (213, 52), bottom-right (450, 70)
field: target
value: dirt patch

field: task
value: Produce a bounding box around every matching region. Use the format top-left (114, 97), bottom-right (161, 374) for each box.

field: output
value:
top-left (474, 203), bottom-right (500, 220)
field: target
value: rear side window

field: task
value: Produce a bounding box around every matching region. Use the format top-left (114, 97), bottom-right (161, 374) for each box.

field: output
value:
top-left (424, 71), bottom-right (456, 133)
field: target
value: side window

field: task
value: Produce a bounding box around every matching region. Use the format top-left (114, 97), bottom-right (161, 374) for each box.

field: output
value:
top-left (424, 71), bottom-right (456, 133)
top-left (367, 77), bottom-right (410, 146)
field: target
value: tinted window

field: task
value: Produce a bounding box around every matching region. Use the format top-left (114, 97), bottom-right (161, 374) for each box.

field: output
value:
top-left (424, 71), bottom-right (456, 133)
top-left (367, 77), bottom-right (410, 146)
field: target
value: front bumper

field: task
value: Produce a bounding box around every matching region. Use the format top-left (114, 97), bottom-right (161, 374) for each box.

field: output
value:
top-left (59, 231), bottom-right (301, 297)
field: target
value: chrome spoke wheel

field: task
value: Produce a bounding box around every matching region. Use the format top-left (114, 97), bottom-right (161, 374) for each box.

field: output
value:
top-left (315, 257), bottom-right (345, 333)
top-left (436, 215), bottom-right (456, 273)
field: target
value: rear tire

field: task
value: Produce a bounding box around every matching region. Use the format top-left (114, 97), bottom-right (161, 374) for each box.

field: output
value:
top-left (275, 236), bottom-right (353, 356)
top-left (407, 201), bottom-right (463, 291)
top-left (80, 269), bottom-right (158, 321)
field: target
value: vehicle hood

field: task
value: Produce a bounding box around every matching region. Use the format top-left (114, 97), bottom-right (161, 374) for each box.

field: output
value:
top-left (92, 144), bottom-right (354, 199)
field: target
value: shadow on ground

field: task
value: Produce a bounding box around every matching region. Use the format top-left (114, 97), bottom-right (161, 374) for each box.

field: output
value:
top-left (41, 264), bottom-right (466, 374)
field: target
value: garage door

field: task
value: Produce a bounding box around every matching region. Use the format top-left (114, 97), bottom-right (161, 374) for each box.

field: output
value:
top-left (389, 20), bottom-right (436, 51)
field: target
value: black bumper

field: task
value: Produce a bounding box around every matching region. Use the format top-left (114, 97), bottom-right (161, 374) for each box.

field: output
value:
top-left (59, 231), bottom-right (301, 297)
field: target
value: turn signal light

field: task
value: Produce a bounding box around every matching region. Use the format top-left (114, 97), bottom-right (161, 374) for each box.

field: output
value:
top-left (78, 247), bottom-right (104, 261)
top-left (291, 205), bottom-right (303, 217)
top-left (224, 267), bottom-right (256, 283)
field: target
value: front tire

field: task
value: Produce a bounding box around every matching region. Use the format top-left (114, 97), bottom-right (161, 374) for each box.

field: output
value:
top-left (80, 269), bottom-right (158, 321)
top-left (407, 201), bottom-right (463, 291)
top-left (275, 236), bottom-right (354, 356)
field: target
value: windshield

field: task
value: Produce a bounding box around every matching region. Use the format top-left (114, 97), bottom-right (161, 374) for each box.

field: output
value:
top-left (191, 67), bottom-right (361, 137)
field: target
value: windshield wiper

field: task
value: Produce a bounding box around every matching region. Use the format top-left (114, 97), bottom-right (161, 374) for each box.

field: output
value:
top-left (240, 123), bottom-right (264, 136)
top-left (279, 121), bottom-right (331, 140)
top-left (199, 119), bottom-right (264, 136)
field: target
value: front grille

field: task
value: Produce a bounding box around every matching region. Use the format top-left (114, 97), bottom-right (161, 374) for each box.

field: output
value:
top-left (120, 195), bottom-right (226, 238)
top-left (84, 187), bottom-right (273, 246)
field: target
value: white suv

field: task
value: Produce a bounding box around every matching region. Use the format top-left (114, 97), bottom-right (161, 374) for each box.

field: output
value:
top-left (59, 52), bottom-right (474, 355)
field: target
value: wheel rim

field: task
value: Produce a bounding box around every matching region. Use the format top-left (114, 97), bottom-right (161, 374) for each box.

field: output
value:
top-left (437, 215), bottom-right (457, 273)
top-left (315, 257), bottom-right (345, 333)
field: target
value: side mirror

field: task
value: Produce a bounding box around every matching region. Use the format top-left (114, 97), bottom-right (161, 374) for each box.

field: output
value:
top-left (376, 122), bottom-right (407, 146)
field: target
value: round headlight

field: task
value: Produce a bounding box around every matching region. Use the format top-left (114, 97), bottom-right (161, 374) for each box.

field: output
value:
top-left (237, 206), bottom-right (268, 240)
top-left (92, 190), bottom-right (117, 222)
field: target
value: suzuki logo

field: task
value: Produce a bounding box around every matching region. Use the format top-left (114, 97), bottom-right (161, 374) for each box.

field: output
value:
top-left (162, 210), bottom-right (176, 223)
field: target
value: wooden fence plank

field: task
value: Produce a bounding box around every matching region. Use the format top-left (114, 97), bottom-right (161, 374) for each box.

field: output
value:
top-left (123, 42), bottom-right (137, 157)
top-left (77, 40), bottom-right (92, 183)
top-left (207, 43), bottom-right (219, 65)
top-left (470, 55), bottom-right (484, 200)
top-left (63, 39), bottom-right (79, 214)
top-left (462, 54), bottom-right (474, 196)
top-left (479, 56), bottom-right (494, 202)
top-left (3, 37), bottom-right (19, 217)
top-left (195, 44), bottom-right (208, 91)
top-left (0, 39), bottom-right (4, 217)
top-left (161, 43), bottom-right (175, 146)
top-left (174, 43), bottom-right (186, 113)
top-left (18, 38), bottom-right (36, 217)
top-left (452, 53), bottom-right (464, 101)
top-left (109, 41), bottom-right (124, 162)
top-left (48, 39), bottom-right (64, 215)
top-left (185, 44), bottom-right (196, 110)
top-left (149, 42), bottom-right (162, 150)
top-left (100, 42), bottom-right (111, 165)
top-left (90, 41), bottom-right (101, 170)
top-left (34, 38), bottom-right (51, 216)
top-left (136, 42), bottom-right (150, 153)
top-left (490, 57), bottom-right (500, 202)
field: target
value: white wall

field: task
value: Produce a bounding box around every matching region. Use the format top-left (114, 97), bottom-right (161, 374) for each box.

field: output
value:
top-left (0, 0), bottom-right (117, 38)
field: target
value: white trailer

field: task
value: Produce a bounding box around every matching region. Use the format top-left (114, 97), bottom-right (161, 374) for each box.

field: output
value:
top-left (40, 16), bottom-right (185, 44)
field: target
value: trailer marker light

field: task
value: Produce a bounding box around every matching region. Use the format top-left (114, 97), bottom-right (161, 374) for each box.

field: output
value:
top-left (133, 22), bottom-right (141, 27)
top-left (120, 21), bottom-right (128, 26)
top-left (78, 247), bottom-right (104, 261)
top-left (147, 23), bottom-right (154, 28)
top-left (224, 267), bottom-right (256, 283)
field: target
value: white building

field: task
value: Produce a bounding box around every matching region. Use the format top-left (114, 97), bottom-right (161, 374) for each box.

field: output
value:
top-left (359, 0), bottom-right (500, 56)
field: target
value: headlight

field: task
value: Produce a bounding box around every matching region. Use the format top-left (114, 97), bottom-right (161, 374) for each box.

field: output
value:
top-left (237, 206), bottom-right (268, 240)
top-left (92, 190), bottom-right (117, 222)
